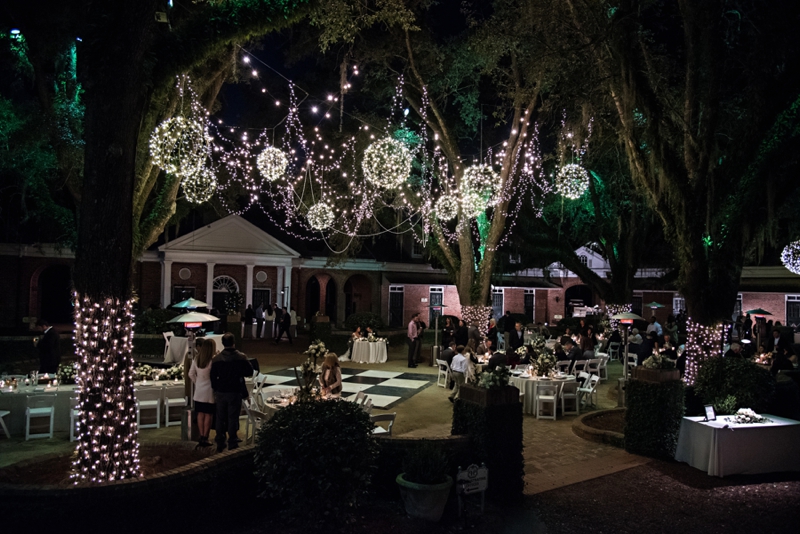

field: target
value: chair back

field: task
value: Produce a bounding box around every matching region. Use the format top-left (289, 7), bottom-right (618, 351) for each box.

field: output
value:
top-left (163, 331), bottom-right (173, 342)
top-left (352, 391), bottom-right (366, 404)
top-left (436, 359), bottom-right (450, 371)
top-left (572, 360), bottom-right (587, 373)
top-left (557, 360), bottom-right (571, 373)
top-left (136, 387), bottom-right (163, 402)
top-left (362, 398), bottom-right (373, 414)
top-left (535, 381), bottom-right (558, 398)
top-left (561, 381), bottom-right (579, 395)
top-left (27, 395), bottom-right (56, 410)
top-left (586, 359), bottom-right (601, 374)
top-left (587, 374), bottom-right (600, 391)
top-left (497, 333), bottom-right (506, 351)
top-left (370, 413), bottom-right (397, 436)
top-left (577, 371), bottom-right (592, 387)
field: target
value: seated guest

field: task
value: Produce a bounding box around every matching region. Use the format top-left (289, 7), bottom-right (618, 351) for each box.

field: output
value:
top-left (319, 353), bottom-right (343, 397)
top-left (477, 339), bottom-right (494, 356)
top-left (580, 333), bottom-right (595, 359)
top-left (629, 328), bottom-right (643, 345)
top-left (441, 341), bottom-right (457, 365)
top-left (661, 341), bottom-right (678, 360)
top-left (560, 326), bottom-right (573, 346)
top-left (771, 347), bottom-right (797, 376)
top-left (521, 344), bottom-right (536, 366)
top-left (564, 339), bottom-right (582, 370)
top-left (638, 331), bottom-right (658, 359)
top-left (553, 342), bottom-right (567, 361)
top-left (487, 350), bottom-right (508, 370)
top-left (609, 329), bottom-right (622, 344)
top-left (507, 347), bottom-right (521, 368)
top-left (724, 342), bottom-right (743, 358)
top-left (767, 329), bottom-right (788, 354)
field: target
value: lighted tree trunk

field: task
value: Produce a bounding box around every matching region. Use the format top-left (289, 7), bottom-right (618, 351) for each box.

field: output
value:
top-left (71, 0), bottom-right (159, 483)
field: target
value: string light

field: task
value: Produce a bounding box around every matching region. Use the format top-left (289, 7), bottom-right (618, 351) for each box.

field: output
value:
top-left (683, 318), bottom-right (727, 386)
top-left (606, 303), bottom-right (632, 331)
top-left (554, 163), bottom-right (589, 199)
top-left (361, 137), bottom-right (412, 189)
top-left (435, 196), bottom-right (459, 221)
top-left (307, 201), bottom-right (335, 230)
top-left (780, 240), bottom-right (800, 275)
top-left (182, 167), bottom-right (217, 204)
top-left (256, 145), bottom-right (289, 183)
top-left (149, 116), bottom-right (210, 177)
top-left (461, 306), bottom-right (493, 333)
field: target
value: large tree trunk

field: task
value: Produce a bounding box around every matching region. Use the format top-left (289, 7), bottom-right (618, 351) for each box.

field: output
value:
top-left (71, 0), bottom-right (159, 484)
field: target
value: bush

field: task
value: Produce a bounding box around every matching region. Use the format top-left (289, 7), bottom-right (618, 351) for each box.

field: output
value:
top-left (694, 356), bottom-right (776, 414)
top-left (497, 313), bottom-right (531, 332)
top-left (133, 308), bottom-right (180, 334)
top-left (624, 378), bottom-right (685, 458)
top-left (254, 399), bottom-right (379, 524)
top-left (344, 312), bottom-right (385, 332)
top-left (402, 440), bottom-right (449, 485)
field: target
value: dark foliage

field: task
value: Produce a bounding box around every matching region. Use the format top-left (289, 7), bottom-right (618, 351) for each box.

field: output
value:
top-left (344, 312), bottom-right (385, 332)
top-left (133, 308), bottom-right (180, 334)
top-left (497, 313), bottom-right (531, 332)
top-left (624, 379), bottom-right (685, 459)
top-left (695, 357), bottom-right (776, 414)
top-left (402, 440), bottom-right (450, 485)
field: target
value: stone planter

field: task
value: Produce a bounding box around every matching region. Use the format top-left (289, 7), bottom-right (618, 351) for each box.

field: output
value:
top-left (458, 384), bottom-right (520, 406)
top-left (396, 473), bottom-right (453, 522)
top-left (632, 367), bottom-right (680, 383)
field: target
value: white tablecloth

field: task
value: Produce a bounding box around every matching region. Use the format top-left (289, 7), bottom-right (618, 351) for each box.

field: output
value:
top-left (351, 341), bottom-right (388, 364)
top-left (165, 334), bottom-right (224, 364)
top-left (0, 383), bottom-right (184, 436)
top-left (509, 375), bottom-right (576, 415)
top-left (674, 415), bottom-right (800, 477)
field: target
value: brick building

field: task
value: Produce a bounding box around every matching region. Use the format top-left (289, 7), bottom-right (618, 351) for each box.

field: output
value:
top-left (2, 215), bottom-right (800, 332)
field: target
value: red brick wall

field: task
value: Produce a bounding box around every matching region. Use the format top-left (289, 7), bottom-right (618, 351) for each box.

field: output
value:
top-left (213, 265), bottom-right (247, 294)
top-left (171, 262), bottom-right (208, 301)
top-left (135, 261), bottom-right (162, 309)
top-left (741, 292), bottom-right (787, 323)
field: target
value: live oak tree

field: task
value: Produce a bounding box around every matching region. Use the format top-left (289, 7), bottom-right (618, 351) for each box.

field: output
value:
top-left (5, 0), bottom-right (312, 482)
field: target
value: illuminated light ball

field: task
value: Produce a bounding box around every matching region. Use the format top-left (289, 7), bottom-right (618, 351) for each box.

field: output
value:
top-left (555, 163), bottom-right (589, 199)
top-left (362, 137), bottom-right (412, 189)
top-left (181, 167), bottom-right (217, 204)
top-left (460, 187), bottom-right (486, 218)
top-left (462, 164), bottom-right (499, 203)
top-left (149, 116), bottom-right (209, 177)
top-left (256, 145), bottom-right (289, 183)
top-left (780, 240), bottom-right (800, 275)
top-left (307, 202), bottom-right (335, 231)
top-left (435, 196), bottom-right (459, 221)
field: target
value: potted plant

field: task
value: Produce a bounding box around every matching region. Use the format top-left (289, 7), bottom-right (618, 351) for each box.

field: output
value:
top-left (396, 441), bottom-right (453, 522)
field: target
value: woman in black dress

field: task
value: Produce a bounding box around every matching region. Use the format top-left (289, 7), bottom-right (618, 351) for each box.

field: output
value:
top-left (442, 317), bottom-right (455, 348)
top-left (455, 319), bottom-right (469, 347)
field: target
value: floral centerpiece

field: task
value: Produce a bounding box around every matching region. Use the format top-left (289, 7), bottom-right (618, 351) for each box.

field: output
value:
top-left (56, 362), bottom-right (78, 384)
top-left (643, 351), bottom-right (676, 370)
top-left (153, 364), bottom-right (184, 381)
top-left (295, 339), bottom-right (327, 401)
top-left (528, 334), bottom-right (546, 353)
top-left (366, 333), bottom-right (388, 344)
top-left (515, 346), bottom-right (527, 356)
top-left (535, 349), bottom-right (557, 377)
top-left (730, 408), bottom-right (771, 424)
top-left (134, 364), bottom-right (155, 381)
top-left (478, 365), bottom-right (511, 389)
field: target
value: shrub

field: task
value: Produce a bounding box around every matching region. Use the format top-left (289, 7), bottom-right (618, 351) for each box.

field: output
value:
top-left (624, 379), bottom-right (685, 458)
top-left (344, 312), bottom-right (385, 332)
top-left (694, 356), bottom-right (776, 414)
top-left (134, 308), bottom-right (180, 334)
top-left (402, 440), bottom-right (449, 485)
top-left (254, 399), bottom-right (379, 524)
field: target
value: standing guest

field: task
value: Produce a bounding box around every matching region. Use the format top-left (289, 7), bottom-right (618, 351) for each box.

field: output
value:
top-left (486, 318), bottom-right (498, 348)
top-left (664, 315), bottom-right (679, 346)
top-left (743, 313), bottom-right (753, 340)
top-left (442, 317), bottom-right (456, 349)
top-left (289, 308), bottom-right (297, 339)
top-left (319, 354), bottom-right (343, 397)
top-left (407, 313), bottom-right (420, 368)
top-left (502, 311), bottom-right (514, 337)
top-left (578, 319), bottom-right (588, 336)
top-left (264, 305), bottom-right (275, 340)
top-left (449, 346), bottom-right (468, 402)
top-left (243, 304), bottom-right (255, 339)
top-left (508, 322), bottom-right (525, 352)
top-left (272, 304), bottom-right (283, 339)
top-left (274, 307), bottom-right (293, 344)
top-left (468, 321), bottom-right (483, 346)
top-left (254, 303), bottom-right (264, 339)
top-left (210, 333), bottom-right (254, 453)
top-left (455, 319), bottom-right (469, 347)
top-left (507, 345), bottom-right (521, 368)
top-left (35, 319), bottom-right (60, 374)
top-left (560, 327), bottom-right (573, 346)
top-left (189, 339), bottom-right (216, 447)
top-left (416, 318), bottom-right (427, 363)
top-left (646, 316), bottom-right (663, 337)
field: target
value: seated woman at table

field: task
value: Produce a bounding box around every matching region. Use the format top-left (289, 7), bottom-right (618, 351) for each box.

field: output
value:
top-left (365, 325), bottom-right (378, 337)
top-left (189, 339), bottom-right (216, 447)
top-left (580, 333), bottom-right (595, 359)
top-left (560, 326), bottom-right (573, 346)
top-left (552, 342), bottom-right (566, 362)
top-left (771, 346), bottom-right (797, 376)
top-left (319, 353), bottom-right (343, 397)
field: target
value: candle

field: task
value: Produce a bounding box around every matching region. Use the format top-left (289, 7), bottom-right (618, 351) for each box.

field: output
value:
top-left (44, 373), bottom-right (49, 379)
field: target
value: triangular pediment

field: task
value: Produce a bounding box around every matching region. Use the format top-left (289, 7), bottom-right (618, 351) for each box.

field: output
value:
top-left (159, 215), bottom-right (300, 257)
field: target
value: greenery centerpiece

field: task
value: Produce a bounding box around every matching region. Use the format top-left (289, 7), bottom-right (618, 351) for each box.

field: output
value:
top-left (56, 362), bottom-right (78, 385)
top-left (534, 349), bottom-right (557, 377)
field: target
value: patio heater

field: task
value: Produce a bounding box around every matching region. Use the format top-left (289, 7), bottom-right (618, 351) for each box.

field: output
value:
top-left (611, 312), bottom-right (645, 407)
top-left (427, 304), bottom-right (448, 367)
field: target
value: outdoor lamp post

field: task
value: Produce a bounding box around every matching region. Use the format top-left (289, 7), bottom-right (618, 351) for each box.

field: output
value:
top-left (612, 312), bottom-right (645, 407)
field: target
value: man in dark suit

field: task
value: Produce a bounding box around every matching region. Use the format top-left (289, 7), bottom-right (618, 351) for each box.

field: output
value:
top-left (508, 322), bottom-right (525, 352)
top-left (487, 350), bottom-right (508, 370)
top-left (36, 319), bottom-right (60, 373)
top-left (564, 339), bottom-right (583, 371)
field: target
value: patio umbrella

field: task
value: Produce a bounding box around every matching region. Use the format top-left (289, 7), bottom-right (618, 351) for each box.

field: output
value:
top-left (611, 312), bottom-right (646, 322)
top-left (645, 301), bottom-right (665, 309)
top-left (745, 308), bottom-right (772, 316)
top-left (167, 312), bottom-right (220, 324)
top-left (173, 298), bottom-right (209, 309)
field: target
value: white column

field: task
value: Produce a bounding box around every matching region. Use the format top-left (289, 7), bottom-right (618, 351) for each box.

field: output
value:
top-left (245, 264), bottom-right (254, 308)
top-left (284, 265), bottom-right (292, 308)
top-left (161, 260), bottom-right (172, 307)
top-left (276, 266), bottom-right (284, 307)
top-left (206, 262), bottom-right (215, 307)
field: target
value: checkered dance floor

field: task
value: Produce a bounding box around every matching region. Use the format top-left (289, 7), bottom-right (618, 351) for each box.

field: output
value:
top-left (258, 368), bottom-right (435, 409)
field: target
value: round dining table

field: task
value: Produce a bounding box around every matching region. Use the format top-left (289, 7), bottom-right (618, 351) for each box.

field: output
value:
top-left (509, 374), bottom-right (577, 415)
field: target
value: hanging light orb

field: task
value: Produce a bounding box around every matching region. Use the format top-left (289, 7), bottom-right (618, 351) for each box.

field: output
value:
top-left (781, 241), bottom-right (800, 275)
top-left (435, 196), bottom-right (459, 221)
top-left (462, 164), bottom-right (499, 201)
top-left (182, 167), bottom-right (217, 204)
top-left (554, 163), bottom-right (589, 199)
top-left (149, 116), bottom-right (209, 177)
top-left (307, 202), bottom-right (335, 231)
top-left (362, 137), bottom-right (412, 189)
top-left (256, 146), bottom-right (289, 183)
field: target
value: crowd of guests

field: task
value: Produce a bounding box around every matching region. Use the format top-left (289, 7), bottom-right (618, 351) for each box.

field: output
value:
top-left (243, 302), bottom-right (297, 344)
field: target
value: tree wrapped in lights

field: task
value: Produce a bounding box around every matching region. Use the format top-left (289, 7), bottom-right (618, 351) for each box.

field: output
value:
top-left (554, 163), bottom-right (589, 199)
top-left (461, 305), bottom-right (493, 333)
top-left (683, 319), bottom-right (727, 386)
top-left (182, 167), bottom-right (218, 204)
top-left (361, 137), bottom-right (412, 189)
top-left (256, 145), bottom-right (289, 183)
top-left (307, 201), bottom-right (335, 230)
top-left (149, 116), bottom-right (210, 177)
top-left (780, 240), bottom-right (800, 275)
top-left (71, 296), bottom-right (140, 483)
top-left (606, 303), bottom-right (632, 331)
top-left (435, 196), bottom-right (459, 221)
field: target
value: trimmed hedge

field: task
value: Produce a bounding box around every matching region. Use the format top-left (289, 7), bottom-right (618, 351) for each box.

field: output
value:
top-left (344, 312), bottom-right (385, 332)
top-left (452, 392), bottom-right (524, 502)
top-left (694, 356), bottom-right (775, 414)
top-left (624, 378), bottom-right (685, 459)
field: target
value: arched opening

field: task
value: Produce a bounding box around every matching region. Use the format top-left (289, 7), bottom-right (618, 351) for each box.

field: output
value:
top-left (325, 278), bottom-right (337, 323)
top-left (564, 284), bottom-right (593, 317)
top-left (38, 264), bottom-right (73, 324)
top-left (344, 274), bottom-right (373, 319)
top-left (305, 276), bottom-right (320, 321)
top-left (211, 275), bottom-right (239, 313)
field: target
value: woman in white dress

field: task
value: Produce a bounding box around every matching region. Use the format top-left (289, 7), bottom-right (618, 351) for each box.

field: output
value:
top-left (341, 326), bottom-right (362, 361)
top-left (188, 339), bottom-right (216, 447)
top-left (319, 353), bottom-right (342, 398)
top-left (264, 305), bottom-right (275, 340)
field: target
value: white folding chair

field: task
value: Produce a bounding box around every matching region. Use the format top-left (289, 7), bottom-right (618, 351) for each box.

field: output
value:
top-left (577, 371), bottom-right (592, 388)
top-left (242, 400), bottom-right (270, 445)
top-left (535, 381), bottom-right (560, 421)
top-left (561, 381), bottom-right (580, 416)
top-left (497, 333), bottom-right (506, 351)
top-left (578, 375), bottom-right (600, 407)
top-left (0, 409), bottom-right (11, 439)
top-left (162, 331), bottom-right (174, 361)
top-left (571, 359), bottom-right (587, 375)
top-left (436, 359), bottom-right (451, 388)
top-left (25, 394), bottom-right (56, 440)
top-left (556, 360), bottom-right (571, 373)
top-left (586, 359), bottom-right (601, 376)
top-left (348, 390), bottom-right (366, 404)
top-left (597, 355), bottom-right (609, 381)
top-left (69, 396), bottom-right (80, 442)
top-left (136, 386), bottom-right (162, 429)
top-left (371, 413), bottom-right (397, 437)
top-left (625, 354), bottom-right (638, 377)
top-left (164, 389), bottom-right (187, 427)
top-left (608, 342), bottom-right (621, 361)
top-left (362, 398), bottom-right (373, 415)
